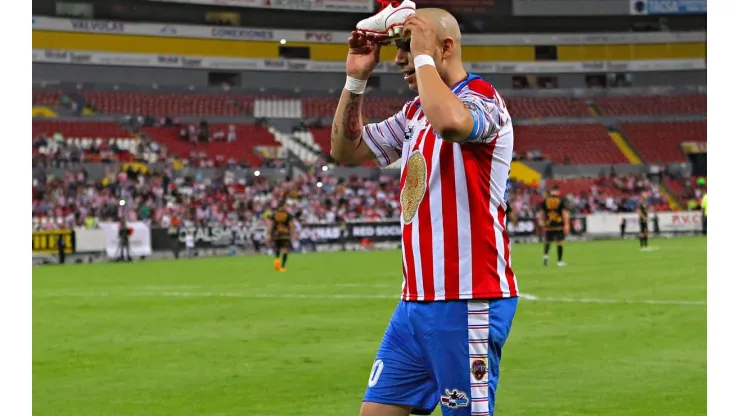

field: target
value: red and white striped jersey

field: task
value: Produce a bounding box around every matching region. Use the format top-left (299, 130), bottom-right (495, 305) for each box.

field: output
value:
top-left (363, 75), bottom-right (519, 301)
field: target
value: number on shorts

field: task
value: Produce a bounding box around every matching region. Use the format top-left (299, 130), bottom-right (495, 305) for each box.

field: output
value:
top-left (368, 359), bottom-right (384, 387)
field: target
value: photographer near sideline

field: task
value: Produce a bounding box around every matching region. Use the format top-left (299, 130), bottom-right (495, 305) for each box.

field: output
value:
top-left (167, 215), bottom-right (182, 259)
top-left (117, 218), bottom-right (133, 262)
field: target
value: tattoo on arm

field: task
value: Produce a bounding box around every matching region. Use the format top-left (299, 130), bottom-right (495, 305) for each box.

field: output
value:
top-left (343, 93), bottom-right (363, 142)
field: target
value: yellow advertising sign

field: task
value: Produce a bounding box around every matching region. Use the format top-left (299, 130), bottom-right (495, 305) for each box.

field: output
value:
top-left (32, 229), bottom-right (75, 254)
top-left (32, 31), bottom-right (706, 62)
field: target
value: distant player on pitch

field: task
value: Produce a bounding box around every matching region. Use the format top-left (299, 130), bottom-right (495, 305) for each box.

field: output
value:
top-left (637, 192), bottom-right (650, 249)
top-left (540, 185), bottom-right (570, 267)
top-left (266, 201), bottom-right (295, 272)
top-left (330, 2), bottom-right (519, 415)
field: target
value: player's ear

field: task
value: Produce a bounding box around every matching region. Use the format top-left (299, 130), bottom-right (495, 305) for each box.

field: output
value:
top-left (441, 37), bottom-right (455, 60)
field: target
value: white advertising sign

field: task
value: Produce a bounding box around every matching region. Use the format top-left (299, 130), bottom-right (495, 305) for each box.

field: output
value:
top-left (99, 221), bottom-right (153, 258)
top-left (32, 49), bottom-right (706, 74)
top-left (586, 211), bottom-right (703, 235)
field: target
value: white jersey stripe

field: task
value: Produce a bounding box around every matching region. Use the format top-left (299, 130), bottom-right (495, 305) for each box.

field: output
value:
top-left (493, 204), bottom-right (509, 296)
top-left (429, 138), bottom-right (446, 300)
top-left (453, 144), bottom-right (473, 295)
top-left (467, 301), bottom-right (490, 414)
top-left (401, 236), bottom-right (410, 300)
top-left (411, 128), bottom-right (429, 298)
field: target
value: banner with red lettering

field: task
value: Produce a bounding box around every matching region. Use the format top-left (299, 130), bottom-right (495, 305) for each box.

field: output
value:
top-left (147, 0), bottom-right (374, 12)
top-left (586, 211), bottom-right (703, 236)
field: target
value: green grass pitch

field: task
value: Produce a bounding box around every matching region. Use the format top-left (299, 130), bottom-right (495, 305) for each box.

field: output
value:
top-left (33, 237), bottom-right (707, 416)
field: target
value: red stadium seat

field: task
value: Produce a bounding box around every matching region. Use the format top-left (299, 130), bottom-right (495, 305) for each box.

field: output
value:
top-left (33, 90), bottom-right (62, 106)
top-left (140, 124), bottom-right (279, 166)
top-left (596, 95), bottom-right (706, 116)
top-left (32, 121), bottom-right (137, 162)
top-left (506, 97), bottom-right (591, 118)
top-left (514, 124), bottom-right (627, 164)
top-left (32, 120), bottom-right (132, 138)
top-left (621, 121), bottom-right (706, 163)
top-left (84, 92), bottom-right (251, 117)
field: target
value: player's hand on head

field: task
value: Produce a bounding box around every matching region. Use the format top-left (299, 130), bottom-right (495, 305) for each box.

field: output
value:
top-left (402, 15), bottom-right (437, 58)
top-left (346, 30), bottom-right (383, 80)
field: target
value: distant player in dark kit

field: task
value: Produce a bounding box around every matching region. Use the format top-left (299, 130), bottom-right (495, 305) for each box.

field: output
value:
top-left (57, 233), bottom-right (66, 265)
top-left (637, 192), bottom-right (649, 248)
top-left (540, 186), bottom-right (570, 267)
top-left (266, 201), bottom-right (295, 272)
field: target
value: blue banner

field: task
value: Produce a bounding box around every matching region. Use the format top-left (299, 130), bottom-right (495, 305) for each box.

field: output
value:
top-left (631, 0), bottom-right (706, 15)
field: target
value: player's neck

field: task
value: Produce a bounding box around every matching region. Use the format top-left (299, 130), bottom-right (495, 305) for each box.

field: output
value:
top-left (441, 63), bottom-right (469, 88)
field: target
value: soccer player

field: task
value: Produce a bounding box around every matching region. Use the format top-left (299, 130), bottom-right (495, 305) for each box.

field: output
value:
top-left (332, 5), bottom-right (519, 416)
top-left (637, 192), bottom-right (649, 249)
top-left (539, 185), bottom-right (570, 267)
top-left (266, 201), bottom-right (295, 272)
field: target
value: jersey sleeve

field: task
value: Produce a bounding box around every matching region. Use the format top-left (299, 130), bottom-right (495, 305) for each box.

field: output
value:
top-left (362, 102), bottom-right (408, 167)
top-left (459, 79), bottom-right (511, 144)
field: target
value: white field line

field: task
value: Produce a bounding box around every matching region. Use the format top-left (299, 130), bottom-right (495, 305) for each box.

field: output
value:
top-left (35, 291), bottom-right (706, 306)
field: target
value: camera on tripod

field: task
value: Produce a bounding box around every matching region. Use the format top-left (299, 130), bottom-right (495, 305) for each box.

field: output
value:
top-left (116, 219), bottom-right (133, 262)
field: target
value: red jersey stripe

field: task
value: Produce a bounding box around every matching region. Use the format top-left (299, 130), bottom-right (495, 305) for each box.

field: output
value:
top-left (439, 141), bottom-right (460, 300)
top-left (418, 129), bottom-right (437, 301)
top-left (461, 142), bottom-right (502, 298)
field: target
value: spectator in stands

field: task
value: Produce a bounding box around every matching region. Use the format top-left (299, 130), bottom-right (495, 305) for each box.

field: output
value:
top-left (227, 125), bottom-right (236, 143)
top-left (198, 120), bottom-right (210, 143)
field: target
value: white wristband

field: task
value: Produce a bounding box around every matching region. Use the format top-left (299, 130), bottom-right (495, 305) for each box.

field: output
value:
top-left (344, 76), bottom-right (367, 95)
top-left (414, 54), bottom-right (436, 71)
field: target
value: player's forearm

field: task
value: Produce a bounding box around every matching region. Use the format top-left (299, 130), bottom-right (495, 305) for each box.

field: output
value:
top-left (416, 66), bottom-right (471, 143)
top-left (330, 90), bottom-right (364, 163)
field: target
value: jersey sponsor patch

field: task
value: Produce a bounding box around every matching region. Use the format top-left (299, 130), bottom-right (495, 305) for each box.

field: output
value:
top-left (440, 389), bottom-right (470, 409)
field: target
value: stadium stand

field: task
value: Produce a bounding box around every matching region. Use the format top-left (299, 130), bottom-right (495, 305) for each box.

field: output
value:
top-left (140, 124), bottom-right (280, 167)
top-left (38, 90), bottom-right (705, 120)
top-left (32, 90), bottom-right (62, 106)
top-left (32, 120), bottom-right (139, 163)
top-left (507, 97), bottom-right (592, 118)
top-left (84, 92), bottom-right (251, 117)
top-left (620, 120), bottom-right (707, 163)
top-left (514, 124), bottom-right (627, 164)
top-left (595, 95), bottom-right (707, 116)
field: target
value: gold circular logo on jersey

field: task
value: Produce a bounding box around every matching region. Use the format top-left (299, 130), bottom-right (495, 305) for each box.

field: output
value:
top-left (401, 151), bottom-right (427, 224)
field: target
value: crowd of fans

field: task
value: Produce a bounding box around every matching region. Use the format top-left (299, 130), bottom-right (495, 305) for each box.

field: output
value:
top-left (34, 160), bottom-right (706, 233)
top-left (505, 172), bottom-right (678, 221)
top-left (32, 163), bottom-right (401, 231)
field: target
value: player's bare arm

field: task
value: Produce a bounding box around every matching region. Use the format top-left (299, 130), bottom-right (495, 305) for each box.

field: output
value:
top-left (403, 11), bottom-right (474, 143)
top-left (563, 210), bottom-right (571, 234)
top-left (330, 31), bottom-right (383, 164)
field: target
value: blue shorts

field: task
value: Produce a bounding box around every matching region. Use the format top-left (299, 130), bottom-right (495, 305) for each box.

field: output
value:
top-left (363, 297), bottom-right (518, 415)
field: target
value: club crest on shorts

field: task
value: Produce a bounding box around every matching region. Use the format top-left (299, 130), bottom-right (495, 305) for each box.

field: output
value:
top-left (471, 359), bottom-right (487, 381)
top-left (401, 151), bottom-right (427, 224)
top-left (440, 389), bottom-right (469, 409)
